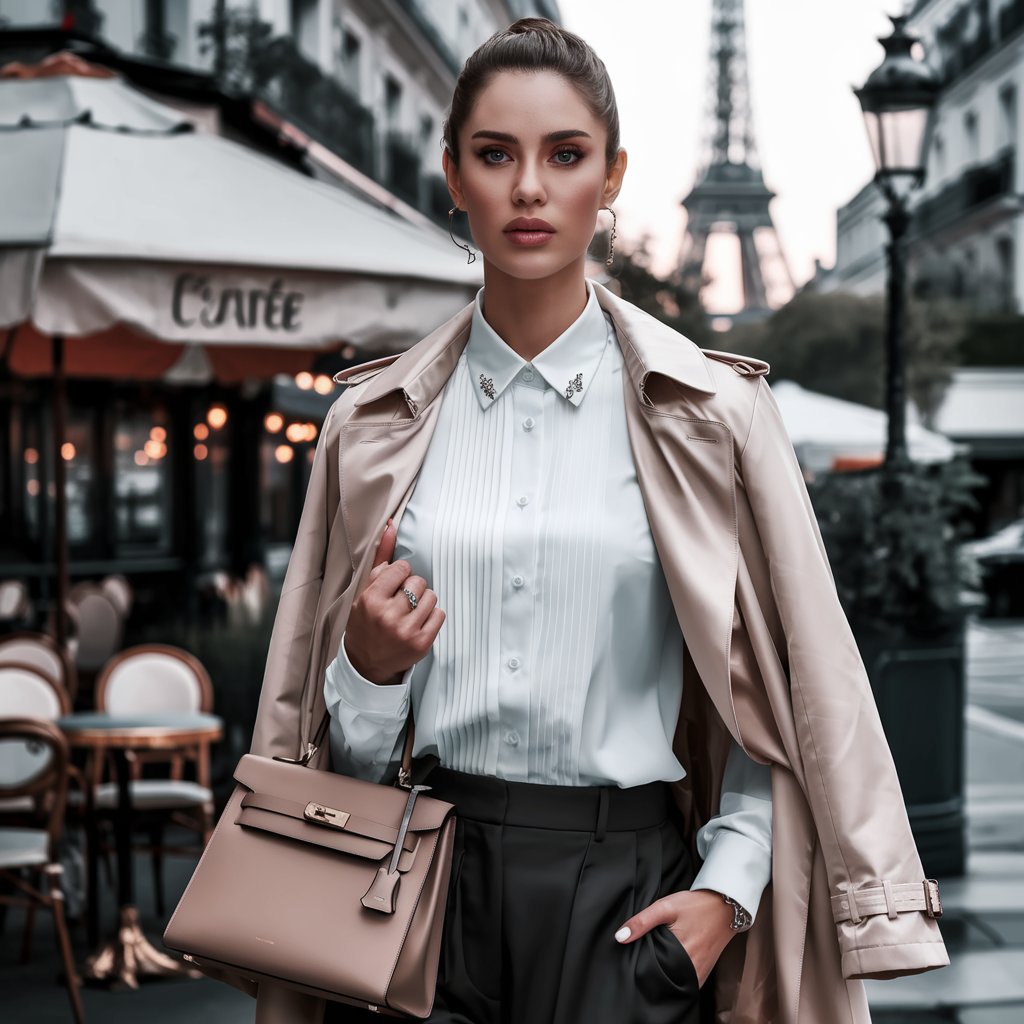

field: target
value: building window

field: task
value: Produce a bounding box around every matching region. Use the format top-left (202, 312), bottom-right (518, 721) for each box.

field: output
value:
top-left (963, 108), bottom-right (979, 163)
top-left (932, 131), bottom-right (946, 182)
top-left (340, 27), bottom-right (362, 98)
top-left (384, 74), bottom-right (403, 128)
top-left (996, 235), bottom-right (1015, 312)
top-left (998, 83), bottom-right (1017, 151)
top-left (420, 113), bottom-right (435, 157)
top-left (291, 0), bottom-right (319, 63)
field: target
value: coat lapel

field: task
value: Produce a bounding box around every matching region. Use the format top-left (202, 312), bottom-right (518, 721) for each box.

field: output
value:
top-left (337, 308), bottom-right (472, 581)
top-left (595, 284), bottom-right (741, 735)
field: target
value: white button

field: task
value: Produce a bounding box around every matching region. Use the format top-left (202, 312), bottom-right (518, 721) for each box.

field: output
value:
top-left (511, 575), bottom-right (525, 588)
top-left (516, 496), bottom-right (529, 507)
top-left (504, 731), bottom-right (520, 746)
top-left (522, 369), bottom-right (534, 382)
top-left (507, 656), bottom-right (521, 670)
top-left (523, 417), bottom-right (535, 431)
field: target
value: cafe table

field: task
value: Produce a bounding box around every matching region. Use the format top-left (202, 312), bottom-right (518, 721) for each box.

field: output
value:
top-left (56, 711), bottom-right (223, 989)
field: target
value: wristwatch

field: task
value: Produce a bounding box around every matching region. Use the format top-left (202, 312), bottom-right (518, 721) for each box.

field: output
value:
top-left (722, 894), bottom-right (753, 931)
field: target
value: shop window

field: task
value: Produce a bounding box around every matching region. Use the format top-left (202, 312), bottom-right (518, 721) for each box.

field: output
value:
top-left (64, 409), bottom-right (95, 547)
top-left (113, 402), bottom-right (173, 555)
top-left (193, 401), bottom-right (230, 570)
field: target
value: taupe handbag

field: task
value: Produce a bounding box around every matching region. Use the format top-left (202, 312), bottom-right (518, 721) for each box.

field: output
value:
top-left (164, 709), bottom-right (455, 1018)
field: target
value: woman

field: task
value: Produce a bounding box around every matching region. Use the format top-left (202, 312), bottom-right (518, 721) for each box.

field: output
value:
top-left (250, 18), bottom-right (948, 1024)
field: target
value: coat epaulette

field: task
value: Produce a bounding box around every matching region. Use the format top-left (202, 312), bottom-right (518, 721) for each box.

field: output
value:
top-left (700, 348), bottom-right (770, 377)
top-left (332, 354), bottom-right (402, 387)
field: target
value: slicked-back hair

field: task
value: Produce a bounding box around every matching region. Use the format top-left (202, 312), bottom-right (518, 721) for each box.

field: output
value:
top-left (443, 17), bottom-right (621, 171)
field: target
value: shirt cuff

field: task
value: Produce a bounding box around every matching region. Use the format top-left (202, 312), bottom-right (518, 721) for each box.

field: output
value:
top-left (325, 630), bottom-right (413, 716)
top-left (690, 828), bottom-right (772, 923)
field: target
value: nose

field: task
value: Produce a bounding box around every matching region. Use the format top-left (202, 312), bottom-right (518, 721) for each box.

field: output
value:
top-left (512, 156), bottom-right (546, 207)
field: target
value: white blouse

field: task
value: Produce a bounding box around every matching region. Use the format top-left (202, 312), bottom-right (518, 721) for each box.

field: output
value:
top-left (325, 280), bottom-right (773, 919)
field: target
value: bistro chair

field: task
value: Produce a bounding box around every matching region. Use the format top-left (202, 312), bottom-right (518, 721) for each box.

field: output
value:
top-left (92, 644), bottom-right (216, 915)
top-left (67, 583), bottom-right (123, 675)
top-left (0, 717), bottom-right (85, 1024)
top-left (98, 575), bottom-right (133, 621)
top-left (0, 662), bottom-right (70, 817)
top-left (0, 661), bottom-right (90, 909)
top-left (0, 580), bottom-right (32, 628)
top-left (0, 662), bottom-right (69, 721)
top-left (0, 632), bottom-right (78, 705)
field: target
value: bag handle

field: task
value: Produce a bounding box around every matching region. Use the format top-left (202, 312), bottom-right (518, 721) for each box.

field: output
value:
top-left (279, 705), bottom-right (416, 789)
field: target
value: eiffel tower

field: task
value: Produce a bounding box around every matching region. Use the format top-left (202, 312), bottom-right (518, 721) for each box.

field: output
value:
top-left (679, 0), bottom-right (794, 326)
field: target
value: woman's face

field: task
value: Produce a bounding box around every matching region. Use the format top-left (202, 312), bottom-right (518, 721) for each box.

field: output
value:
top-left (444, 70), bottom-right (627, 281)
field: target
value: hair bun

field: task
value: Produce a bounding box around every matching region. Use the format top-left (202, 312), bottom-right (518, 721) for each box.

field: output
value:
top-left (507, 17), bottom-right (560, 35)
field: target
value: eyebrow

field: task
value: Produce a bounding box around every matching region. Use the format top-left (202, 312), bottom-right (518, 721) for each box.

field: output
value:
top-left (470, 129), bottom-right (592, 144)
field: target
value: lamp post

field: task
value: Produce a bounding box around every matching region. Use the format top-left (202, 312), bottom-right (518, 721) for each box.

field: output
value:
top-left (852, 17), bottom-right (965, 878)
top-left (854, 13), bottom-right (940, 473)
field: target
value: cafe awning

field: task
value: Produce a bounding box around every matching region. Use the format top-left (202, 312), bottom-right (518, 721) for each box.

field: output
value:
top-left (0, 60), bottom-right (480, 380)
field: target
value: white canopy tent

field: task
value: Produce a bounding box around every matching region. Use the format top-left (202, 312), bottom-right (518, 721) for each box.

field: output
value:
top-left (0, 64), bottom-right (481, 381)
top-left (0, 56), bottom-right (480, 643)
top-left (770, 380), bottom-right (962, 472)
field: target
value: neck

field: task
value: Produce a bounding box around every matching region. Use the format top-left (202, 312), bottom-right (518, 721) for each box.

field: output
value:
top-left (479, 257), bottom-right (589, 363)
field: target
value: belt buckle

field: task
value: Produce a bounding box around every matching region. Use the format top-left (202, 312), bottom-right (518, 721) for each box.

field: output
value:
top-left (923, 878), bottom-right (943, 918)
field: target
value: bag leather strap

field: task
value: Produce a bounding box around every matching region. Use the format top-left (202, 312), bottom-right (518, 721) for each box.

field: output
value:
top-left (296, 705), bottom-right (418, 787)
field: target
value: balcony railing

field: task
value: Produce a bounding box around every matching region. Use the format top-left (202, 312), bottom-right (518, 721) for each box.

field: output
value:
top-left (258, 39), bottom-right (376, 177)
top-left (913, 148), bottom-right (1016, 236)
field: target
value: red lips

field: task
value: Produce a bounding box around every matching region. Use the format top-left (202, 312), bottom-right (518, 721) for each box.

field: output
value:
top-left (504, 217), bottom-right (555, 233)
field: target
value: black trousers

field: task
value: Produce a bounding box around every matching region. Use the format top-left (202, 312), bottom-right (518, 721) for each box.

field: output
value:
top-left (325, 765), bottom-right (702, 1024)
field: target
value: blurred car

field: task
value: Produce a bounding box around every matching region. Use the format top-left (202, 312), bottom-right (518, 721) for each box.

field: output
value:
top-left (962, 518), bottom-right (1024, 618)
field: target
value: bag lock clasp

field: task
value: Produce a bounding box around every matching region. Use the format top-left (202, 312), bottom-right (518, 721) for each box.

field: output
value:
top-left (303, 802), bottom-right (351, 829)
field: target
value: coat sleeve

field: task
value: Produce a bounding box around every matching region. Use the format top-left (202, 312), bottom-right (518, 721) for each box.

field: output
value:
top-left (250, 395), bottom-right (347, 760)
top-left (739, 376), bottom-right (949, 980)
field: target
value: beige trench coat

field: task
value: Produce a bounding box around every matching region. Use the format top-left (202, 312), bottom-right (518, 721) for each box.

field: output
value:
top-left (239, 280), bottom-right (948, 1023)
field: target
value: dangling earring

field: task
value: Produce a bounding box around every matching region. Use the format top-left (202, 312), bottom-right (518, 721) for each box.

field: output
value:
top-left (604, 207), bottom-right (617, 267)
top-left (448, 207), bottom-right (477, 264)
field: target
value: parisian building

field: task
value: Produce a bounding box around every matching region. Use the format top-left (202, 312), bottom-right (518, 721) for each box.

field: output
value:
top-left (812, 0), bottom-right (1022, 310)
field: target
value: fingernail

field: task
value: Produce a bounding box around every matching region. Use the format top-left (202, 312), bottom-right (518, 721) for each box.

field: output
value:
top-left (614, 926), bottom-right (630, 943)
top-left (387, 517), bottom-right (394, 528)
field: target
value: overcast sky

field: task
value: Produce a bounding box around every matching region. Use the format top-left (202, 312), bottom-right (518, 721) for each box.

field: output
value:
top-left (557, 0), bottom-right (912, 310)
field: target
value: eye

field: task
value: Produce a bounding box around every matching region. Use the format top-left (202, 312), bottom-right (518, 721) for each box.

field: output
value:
top-left (479, 147), bottom-right (510, 165)
top-left (553, 146), bottom-right (584, 165)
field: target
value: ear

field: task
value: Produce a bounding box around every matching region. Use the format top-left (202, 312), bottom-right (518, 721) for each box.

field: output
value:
top-left (601, 148), bottom-right (628, 208)
top-left (442, 148), bottom-right (465, 210)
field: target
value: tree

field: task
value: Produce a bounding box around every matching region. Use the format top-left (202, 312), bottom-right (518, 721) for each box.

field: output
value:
top-left (725, 289), bottom-right (964, 413)
top-left (729, 291), bottom-right (888, 406)
top-left (602, 235), bottom-right (713, 347)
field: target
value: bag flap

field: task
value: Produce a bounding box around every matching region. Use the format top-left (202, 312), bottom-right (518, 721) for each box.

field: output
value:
top-left (236, 802), bottom-right (419, 871)
top-left (232, 753), bottom-right (453, 833)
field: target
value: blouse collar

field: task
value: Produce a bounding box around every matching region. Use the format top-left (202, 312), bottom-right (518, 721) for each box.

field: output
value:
top-left (466, 278), bottom-right (611, 410)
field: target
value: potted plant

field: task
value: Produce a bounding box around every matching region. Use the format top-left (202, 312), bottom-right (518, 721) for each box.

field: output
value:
top-left (809, 456), bottom-right (986, 876)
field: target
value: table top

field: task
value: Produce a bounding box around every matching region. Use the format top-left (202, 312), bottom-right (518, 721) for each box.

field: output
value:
top-left (56, 712), bottom-right (223, 749)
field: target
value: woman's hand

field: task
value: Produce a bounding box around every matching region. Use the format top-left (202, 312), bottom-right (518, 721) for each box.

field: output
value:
top-left (344, 518), bottom-right (446, 685)
top-left (614, 888), bottom-right (739, 988)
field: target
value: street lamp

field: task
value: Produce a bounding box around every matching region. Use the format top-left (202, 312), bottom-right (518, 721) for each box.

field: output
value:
top-left (854, 13), bottom-right (940, 470)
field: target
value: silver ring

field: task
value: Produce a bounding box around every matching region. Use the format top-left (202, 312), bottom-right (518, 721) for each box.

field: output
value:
top-left (402, 587), bottom-right (418, 609)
